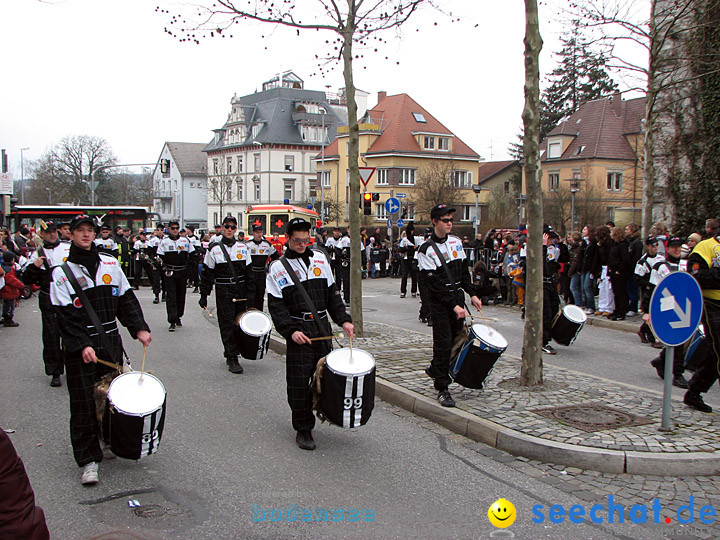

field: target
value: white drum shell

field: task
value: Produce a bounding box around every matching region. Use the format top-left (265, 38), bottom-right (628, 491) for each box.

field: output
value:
top-left (470, 324), bottom-right (508, 354)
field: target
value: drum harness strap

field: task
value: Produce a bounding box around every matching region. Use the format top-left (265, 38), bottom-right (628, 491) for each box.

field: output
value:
top-left (429, 240), bottom-right (472, 345)
top-left (60, 263), bottom-right (127, 368)
top-left (279, 256), bottom-right (327, 333)
top-left (218, 242), bottom-right (243, 299)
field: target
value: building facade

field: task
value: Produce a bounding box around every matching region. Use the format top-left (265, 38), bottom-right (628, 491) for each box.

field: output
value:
top-left (152, 142), bottom-right (208, 229)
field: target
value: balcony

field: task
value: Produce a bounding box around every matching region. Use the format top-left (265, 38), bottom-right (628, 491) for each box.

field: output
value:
top-left (291, 112), bottom-right (329, 126)
top-left (154, 190), bottom-right (173, 199)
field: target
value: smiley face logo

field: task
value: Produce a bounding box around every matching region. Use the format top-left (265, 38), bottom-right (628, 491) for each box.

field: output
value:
top-left (488, 498), bottom-right (516, 529)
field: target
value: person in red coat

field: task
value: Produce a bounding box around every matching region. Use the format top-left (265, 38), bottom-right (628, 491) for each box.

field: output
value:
top-left (1, 251), bottom-right (24, 327)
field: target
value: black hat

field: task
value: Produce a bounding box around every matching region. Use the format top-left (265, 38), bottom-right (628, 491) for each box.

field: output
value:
top-left (138, 229), bottom-right (147, 235)
top-left (156, 223), bottom-right (164, 230)
top-left (222, 215), bottom-right (237, 226)
top-left (645, 236), bottom-right (658, 246)
top-left (69, 214), bottom-right (96, 231)
top-left (2, 251), bottom-right (15, 263)
top-left (286, 217), bottom-right (311, 235)
top-left (100, 224), bottom-right (111, 231)
top-left (332, 227), bottom-right (340, 232)
top-left (251, 223), bottom-right (263, 232)
top-left (40, 220), bottom-right (57, 232)
top-left (168, 220), bottom-right (180, 227)
top-left (430, 204), bottom-right (456, 220)
top-left (667, 236), bottom-right (683, 247)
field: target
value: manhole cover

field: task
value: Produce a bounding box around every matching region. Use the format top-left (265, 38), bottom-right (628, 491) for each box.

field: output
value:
top-left (532, 403), bottom-right (654, 432)
top-left (133, 504), bottom-right (167, 518)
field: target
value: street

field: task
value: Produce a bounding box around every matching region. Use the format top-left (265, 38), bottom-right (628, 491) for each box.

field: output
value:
top-left (1, 277), bottom-right (719, 540)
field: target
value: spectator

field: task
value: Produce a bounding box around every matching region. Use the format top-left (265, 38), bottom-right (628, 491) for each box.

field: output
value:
top-left (705, 218), bottom-right (719, 239)
top-left (651, 222), bottom-right (669, 258)
top-left (14, 227), bottom-right (30, 250)
top-left (1, 252), bottom-right (24, 327)
top-left (608, 226), bottom-right (630, 320)
top-left (567, 231), bottom-right (584, 306)
top-left (595, 225), bottom-right (615, 317)
top-left (682, 233), bottom-right (702, 261)
top-left (625, 223), bottom-right (643, 316)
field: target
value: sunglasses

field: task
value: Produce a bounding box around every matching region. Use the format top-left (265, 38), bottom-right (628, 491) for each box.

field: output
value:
top-left (224, 224), bottom-right (237, 230)
top-left (290, 238), bottom-right (310, 245)
top-left (169, 226), bottom-right (179, 230)
top-left (439, 218), bottom-right (454, 223)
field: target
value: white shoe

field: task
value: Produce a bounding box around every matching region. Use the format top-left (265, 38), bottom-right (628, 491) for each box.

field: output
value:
top-left (81, 462), bottom-right (99, 485)
top-left (626, 311), bottom-right (637, 317)
top-left (585, 308), bottom-right (594, 314)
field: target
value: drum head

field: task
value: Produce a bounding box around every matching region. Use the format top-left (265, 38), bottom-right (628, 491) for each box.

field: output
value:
top-left (239, 310), bottom-right (272, 336)
top-left (562, 304), bottom-right (588, 324)
top-left (108, 372), bottom-right (166, 416)
top-left (471, 324), bottom-right (508, 350)
top-left (326, 348), bottom-right (375, 376)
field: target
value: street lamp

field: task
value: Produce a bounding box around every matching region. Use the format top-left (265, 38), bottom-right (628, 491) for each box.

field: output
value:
top-left (568, 178), bottom-right (583, 231)
top-left (20, 147), bottom-right (29, 205)
top-left (320, 107), bottom-right (327, 224)
top-left (471, 184), bottom-right (490, 238)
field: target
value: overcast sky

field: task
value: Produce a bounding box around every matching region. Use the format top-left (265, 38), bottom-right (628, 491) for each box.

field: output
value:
top-left (1, 0), bottom-right (647, 181)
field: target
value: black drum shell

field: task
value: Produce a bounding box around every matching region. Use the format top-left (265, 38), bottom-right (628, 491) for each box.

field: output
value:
top-left (320, 365), bottom-right (375, 428)
top-left (104, 400), bottom-right (166, 460)
top-left (450, 340), bottom-right (501, 389)
top-left (551, 311), bottom-right (585, 346)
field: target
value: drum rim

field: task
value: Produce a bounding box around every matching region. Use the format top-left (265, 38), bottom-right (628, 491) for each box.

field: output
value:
top-left (326, 347), bottom-right (376, 376)
top-left (108, 372), bottom-right (167, 417)
top-left (562, 304), bottom-right (588, 323)
top-left (470, 323), bottom-right (508, 350)
top-left (238, 310), bottom-right (272, 336)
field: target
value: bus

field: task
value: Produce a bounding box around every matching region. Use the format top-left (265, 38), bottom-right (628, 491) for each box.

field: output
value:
top-left (243, 204), bottom-right (320, 238)
top-left (9, 205), bottom-right (158, 233)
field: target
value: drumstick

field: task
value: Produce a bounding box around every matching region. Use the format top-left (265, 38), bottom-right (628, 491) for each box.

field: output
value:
top-left (308, 335), bottom-right (335, 342)
top-left (469, 314), bottom-right (499, 323)
top-left (231, 298), bottom-right (247, 303)
top-left (349, 335), bottom-right (354, 364)
top-left (139, 345), bottom-right (147, 381)
top-left (95, 358), bottom-right (122, 371)
top-left (203, 306), bottom-right (214, 318)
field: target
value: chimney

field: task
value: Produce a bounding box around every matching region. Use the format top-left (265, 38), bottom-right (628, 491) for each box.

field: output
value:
top-left (377, 91), bottom-right (387, 103)
top-left (611, 92), bottom-right (622, 116)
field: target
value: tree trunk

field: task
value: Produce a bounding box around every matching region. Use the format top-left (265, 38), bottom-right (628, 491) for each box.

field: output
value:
top-left (642, 0), bottom-right (658, 238)
top-left (520, 0), bottom-right (544, 386)
top-left (341, 9), bottom-right (364, 336)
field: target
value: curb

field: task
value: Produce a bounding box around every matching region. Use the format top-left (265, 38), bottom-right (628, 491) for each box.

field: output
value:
top-left (268, 334), bottom-right (720, 475)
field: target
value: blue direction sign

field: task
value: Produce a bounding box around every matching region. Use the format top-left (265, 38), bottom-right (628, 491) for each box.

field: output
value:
top-left (386, 218), bottom-right (393, 228)
top-left (649, 272), bottom-right (703, 346)
top-left (395, 193), bottom-right (407, 198)
top-left (397, 219), bottom-right (405, 228)
top-left (385, 197), bottom-right (400, 214)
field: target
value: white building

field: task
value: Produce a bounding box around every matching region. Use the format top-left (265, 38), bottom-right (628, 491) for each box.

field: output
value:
top-left (152, 142), bottom-right (208, 230)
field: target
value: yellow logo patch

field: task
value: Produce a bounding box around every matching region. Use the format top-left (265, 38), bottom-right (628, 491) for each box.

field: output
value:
top-left (452, 251), bottom-right (457, 258)
top-left (313, 267), bottom-right (322, 277)
top-left (102, 274), bottom-right (112, 285)
top-left (62, 257), bottom-right (67, 262)
top-left (236, 253), bottom-right (243, 260)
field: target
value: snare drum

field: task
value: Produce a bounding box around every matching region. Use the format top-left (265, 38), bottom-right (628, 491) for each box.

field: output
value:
top-left (105, 372), bottom-right (166, 460)
top-left (320, 348), bottom-right (375, 428)
top-left (685, 325), bottom-right (707, 371)
top-left (551, 304), bottom-right (587, 346)
top-left (235, 309), bottom-right (272, 360)
top-left (450, 324), bottom-right (507, 389)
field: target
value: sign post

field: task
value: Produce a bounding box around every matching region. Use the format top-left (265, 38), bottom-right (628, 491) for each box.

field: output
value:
top-left (649, 272), bottom-right (703, 431)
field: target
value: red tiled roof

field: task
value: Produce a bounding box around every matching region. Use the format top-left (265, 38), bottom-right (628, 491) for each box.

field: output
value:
top-left (542, 95), bottom-right (646, 162)
top-left (477, 160), bottom-right (518, 184)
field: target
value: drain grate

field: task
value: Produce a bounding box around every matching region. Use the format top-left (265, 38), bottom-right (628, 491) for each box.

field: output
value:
top-left (133, 503), bottom-right (167, 518)
top-left (532, 403), bottom-right (654, 432)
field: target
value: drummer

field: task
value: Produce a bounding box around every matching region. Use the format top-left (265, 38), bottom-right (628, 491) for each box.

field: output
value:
top-left (417, 205), bottom-right (489, 408)
top-left (50, 214), bottom-right (152, 485)
top-left (266, 218), bottom-right (353, 451)
top-left (199, 215), bottom-right (255, 374)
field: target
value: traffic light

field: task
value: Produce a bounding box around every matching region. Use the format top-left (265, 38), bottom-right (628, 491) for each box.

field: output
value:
top-left (363, 192), bottom-right (372, 215)
top-left (1, 149), bottom-right (7, 173)
top-left (371, 192), bottom-right (380, 201)
top-left (160, 159), bottom-right (170, 174)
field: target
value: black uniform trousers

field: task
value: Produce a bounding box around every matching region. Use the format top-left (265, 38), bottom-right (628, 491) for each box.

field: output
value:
top-left (38, 293), bottom-right (63, 377)
top-left (610, 272), bottom-right (628, 317)
top-left (337, 261), bottom-right (351, 303)
top-left (427, 305), bottom-right (464, 391)
top-left (655, 346), bottom-right (686, 376)
top-left (286, 317), bottom-right (332, 431)
top-left (64, 348), bottom-right (117, 467)
top-left (543, 281), bottom-right (560, 346)
top-left (251, 270), bottom-right (267, 311)
top-left (400, 259), bottom-right (418, 295)
top-left (163, 272), bottom-right (187, 324)
top-left (215, 284), bottom-right (246, 361)
top-left (418, 280), bottom-right (431, 321)
top-left (689, 299), bottom-right (720, 394)
top-left (134, 260), bottom-right (161, 295)
top-left (188, 256), bottom-right (200, 289)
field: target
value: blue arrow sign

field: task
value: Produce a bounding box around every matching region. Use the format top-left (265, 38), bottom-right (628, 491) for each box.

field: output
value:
top-left (397, 219), bottom-right (405, 228)
top-left (649, 272), bottom-right (703, 346)
top-left (385, 197), bottom-right (400, 215)
top-left (395, 193), bottom-right (407, 198)
top-left (386, 218), bottom-right (393, 228)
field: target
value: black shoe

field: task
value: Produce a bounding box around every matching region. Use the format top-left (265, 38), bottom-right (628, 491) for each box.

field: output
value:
top-left (438, 390), bottom-right (456, 407)
top-left (637, 330), bottom-right (648, 344)
top-left (296, 430), bottom-right (316, 450)
top-left (169, 323), bottom-right (176, 332)
top-left (133, 285), bottom-right (139, 290)
top-left (3, 320), bottom-right (19, 327)
top-left (650, 357), bottom-right (664, 379)
top-left (228, 358), bottom-right (244, 374)
top-left (400, 293), bottom-right (406, 298)
top-left (161, 293), bottom-right (166, 302)
top-left (651, 342), bottom-right (664, 349)
top-left (176, 319), bottom-right (182, 327)
top-left (153, 296), bottom-right (160, 304)
top-left (542, 345), bottom-right (557, 355)
top-left (427, 319), bottom-right (433, 327)
top-left (684, 390), bottom-right (712, 413)
top-left (193, 287), bottom-right (199, 293)
top-left (50, 375), bottom-right (62, 387)
top-left (673, 374), bottom-right (689, 389)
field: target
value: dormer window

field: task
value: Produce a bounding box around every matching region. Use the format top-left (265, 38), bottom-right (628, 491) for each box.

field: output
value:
top-left (574, 145), bottom-right (585, 155)
top-left (412, 112), bottom-right (426, 123)
top-left (424, 136), bottom-right (435, 149)
top-left (438, 137), bottom-right (449, 151)
top-left (547, 140), bottom-right (562, 159)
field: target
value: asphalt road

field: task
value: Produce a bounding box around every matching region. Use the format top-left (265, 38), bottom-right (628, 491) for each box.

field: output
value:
top-left (0, 281), bottom-right (713, 540)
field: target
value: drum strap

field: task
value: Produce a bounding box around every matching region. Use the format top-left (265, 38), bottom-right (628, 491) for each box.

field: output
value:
top-left (429, 240), bottom-right (462, 301)
top-left (60, 263), bottom-right (126, 365)
top-left (218, 242), bottom-right (244, 293)
top-left (279, 256), bottom-right (325, 335)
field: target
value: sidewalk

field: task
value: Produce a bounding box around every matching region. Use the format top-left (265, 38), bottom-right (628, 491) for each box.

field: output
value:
top-left (269, 320), bottom-right (720, 476)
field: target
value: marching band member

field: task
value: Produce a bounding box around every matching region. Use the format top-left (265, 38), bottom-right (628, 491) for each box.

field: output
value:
top-left (634, 236), bottom-right (664, 346)
top-left (50, 214), bottom-right (151, 485)
top-left (245, 224), bottom-right (279, 311)
top-left (186, 225), bottom-right (203, 293)
top-left (22, 220), bottom-right (70, 387)
top-left (417, 205), bottom-right (487, 408)
top-left (93, 225), bottom-right (119, 258)
top-left (199, 216), bottom-right (254, 374)
top-left (132, 229), bottom-right (161, 302)
top-left (398, 222), bottom-right (424, 298)
top-left (266, 218), bottom-right (353, 450)
top-left (157, 220), bottom-right (194, 331)
top-left (147, 225), bottom-right (165, 303)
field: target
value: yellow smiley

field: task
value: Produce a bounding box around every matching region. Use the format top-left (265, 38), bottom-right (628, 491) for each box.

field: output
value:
top-left (488, 498), bottom-right (516, 529)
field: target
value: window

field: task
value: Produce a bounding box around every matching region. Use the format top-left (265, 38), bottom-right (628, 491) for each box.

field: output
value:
top-left (285, 155), bottom-right (295, 172)
top-left (451, 170), bottom-right (472, 188)
top-left (376, 169), bottom-right (388, 185)
top-left (321, 170), bottom-right (331, 188)
top-left (504, 181), bottom-right (510, 193)
top-left (547, 141), bottom-right (562, 159)
top-left (236, 180), bottom-right (243, 200)
top-left (424, 136), bottom-right (435, 149)
top-left (574, 145), bottom-right (586, 156)
top-left (254, 154), bottom-right (261, 172)
top-left (284, 181), bottom-right (295, 201)
top-left (375, 203), bottom-right (387, 218)
top-left (252, 124), bottom-right (261, 138)
top-left (227, 157), bottom-right (232, 174)
top-left (548, 173), bottom-right (560, 191)
top-left (213, 212), bottom-right (218, 226)
top-left (399, 168), bottom-right (416, 185)
top-left (213, 159), bottom-right (219, 175)
top-left (412, 112), bottom-right (427, 123)
top-left (462, 206), bottom-right (473, 221)
top-left (254, 181), bottom-right (261, 200)
top-left (438, 137), bottom-right (449, 150)
top-left (607, 172), bottom-right (623, 191)
top-left (346, 142), bottom-right (350, 156)
top-left (237, 155), bottom-right (243, 172)
top-left (226, 181), bottom-right (232, 202)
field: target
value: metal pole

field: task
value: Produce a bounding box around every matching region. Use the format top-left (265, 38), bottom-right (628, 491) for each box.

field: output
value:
top-left (20, 147), bottom-right (29, 205)
top-left (474, 192), bottom-right (479, 238)
top-left (571, 190), bottom-right (576, 231)
top-left (91, 170), bottom-right (95, 206)
top-left (321, 110), bottom-right (326, 224)
top-left (660, 345), bottom-right (674, 431)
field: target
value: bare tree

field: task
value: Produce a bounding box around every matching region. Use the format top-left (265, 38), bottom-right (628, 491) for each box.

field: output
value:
top-left (410, 161), bottom-right (464, 221)
top-left (207, 159), bottom-right (238, 220)
top-left (158, 0), bottom-right (431, 334)
top-left (521, 0), bottom-right (544, 387)
top-left (543, 184), bottom-right (572, 234)
top-left (487, 185), bottom-right (517, 228)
